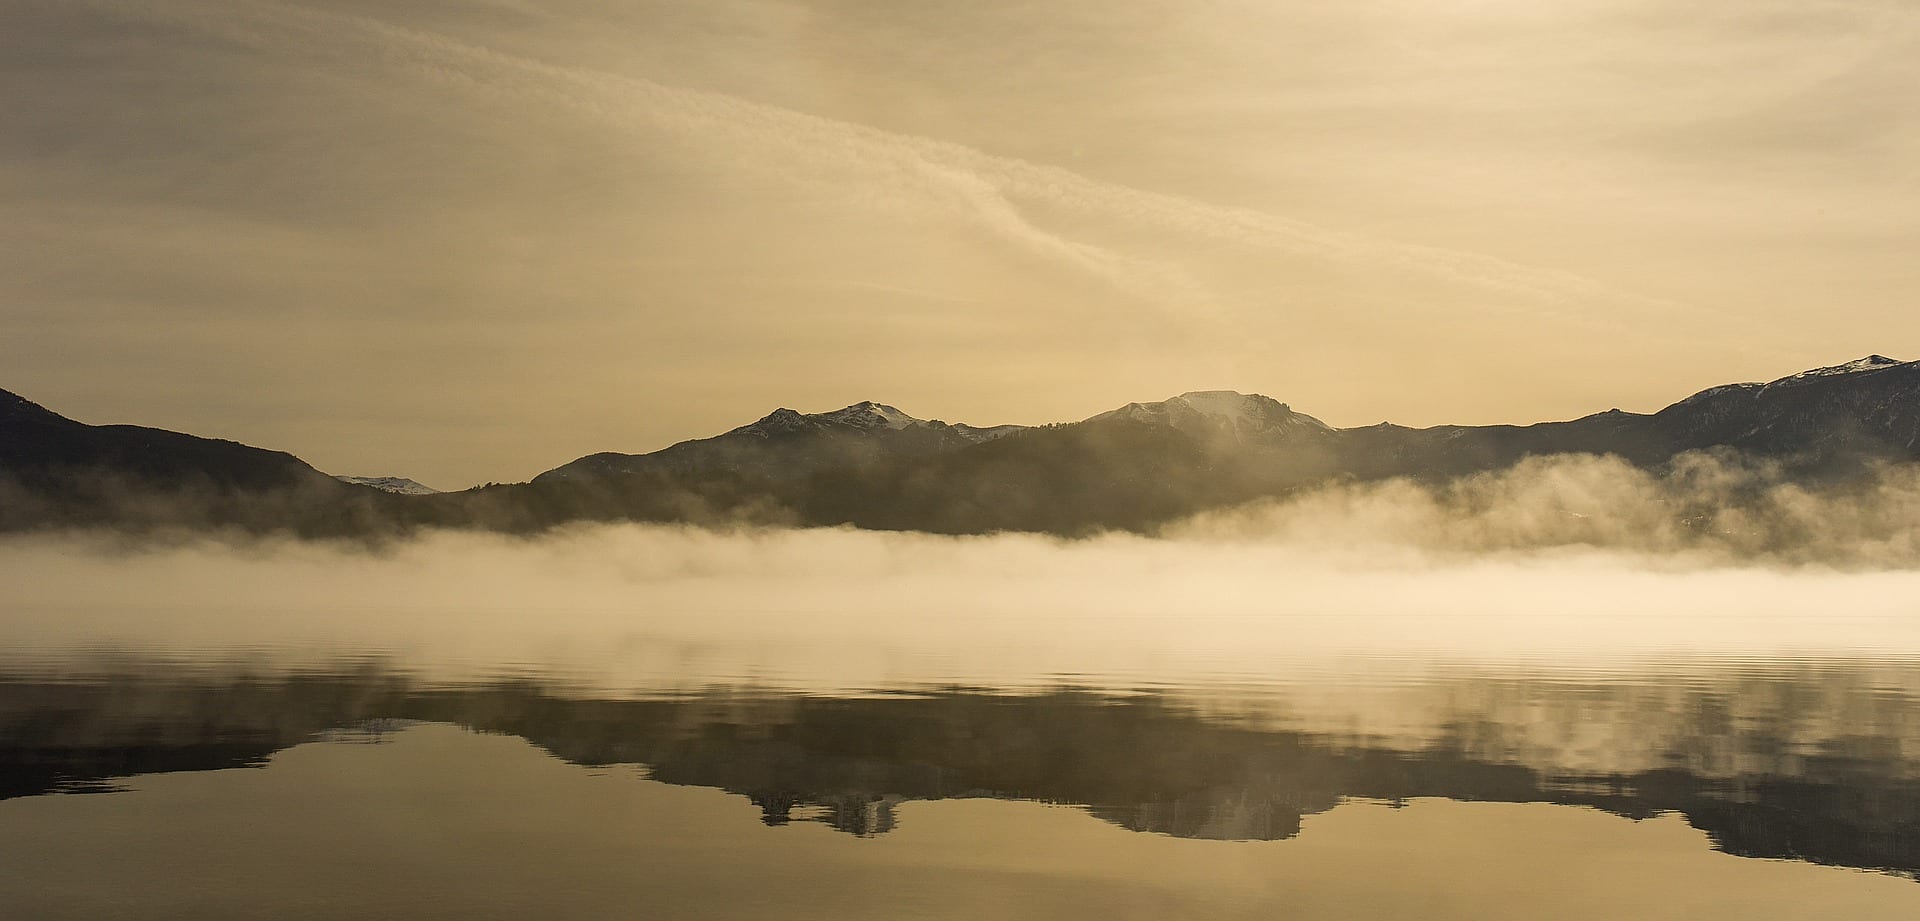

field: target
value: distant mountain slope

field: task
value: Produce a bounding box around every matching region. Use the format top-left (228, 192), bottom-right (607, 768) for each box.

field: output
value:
top-left (1662, 355), bottom-right (1919, 457)
top-left (1337, 355), bottom-right (1920, 480)
top-left (0, 388), bottom-right (359, 532)
top-left (794, 357), bottom-right (1920, 534)
top-left (534, 400), bottom-right (1025, 483)
top-left (0, 389), bottom-right (338, 492)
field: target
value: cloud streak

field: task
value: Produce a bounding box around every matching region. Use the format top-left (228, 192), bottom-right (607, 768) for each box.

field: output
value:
top-left (73, 0), bottom-right (1694, 325)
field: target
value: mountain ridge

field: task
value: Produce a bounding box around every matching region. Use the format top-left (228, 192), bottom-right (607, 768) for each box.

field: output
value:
top-left (534, 400), bottom-right (1026, 483)
top-left (2, 355), bottom-right (1916, 536)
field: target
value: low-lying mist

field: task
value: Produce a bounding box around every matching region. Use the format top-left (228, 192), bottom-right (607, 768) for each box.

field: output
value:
top-left (3, 454), bottom-right (1918, 691)
top-left (1173, 451), bottom-right (1920, 568)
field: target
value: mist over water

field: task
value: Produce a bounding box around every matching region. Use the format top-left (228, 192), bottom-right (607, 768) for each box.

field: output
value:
top-left (5, 453), bottom-right (1920, 693)
top-left (1173, 452), bottom-right (1920, 567)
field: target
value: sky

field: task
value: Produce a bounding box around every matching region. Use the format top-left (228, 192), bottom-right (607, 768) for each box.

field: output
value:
top-left (3, 0), bottom-right (1917, 488)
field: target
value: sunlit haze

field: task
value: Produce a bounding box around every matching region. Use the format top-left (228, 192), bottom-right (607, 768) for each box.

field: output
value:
top-left (6, 1), bottom-right (1918, 486)
top-left (7, 5), bottom-right (1920, 919)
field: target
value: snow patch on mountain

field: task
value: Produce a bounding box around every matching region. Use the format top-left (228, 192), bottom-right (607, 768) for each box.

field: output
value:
top-left (335, 475), bottom-right (439, 495)
top-left (730, 408), bottom-right (811, 436)
top-left (950, 423), bottom-right (1025, 443)
top-left (728, 401), bottom-right (1021, 443)
top-left (1768, 355), bottom-right (1906, 389)
top-left (1091, 391), bottom-right (1331, 441)
top-left (818, 401), bottom-right (920, 430)
top-left (1674, 382), bottom-right (1764, 407)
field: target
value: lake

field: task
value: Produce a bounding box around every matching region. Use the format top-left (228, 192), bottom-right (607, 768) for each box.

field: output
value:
top-left (2, 528), bottom-right (1918, 919)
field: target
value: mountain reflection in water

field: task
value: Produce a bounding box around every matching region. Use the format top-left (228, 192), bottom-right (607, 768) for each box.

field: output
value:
top-left (3, 655), bottom-right (1917, 880)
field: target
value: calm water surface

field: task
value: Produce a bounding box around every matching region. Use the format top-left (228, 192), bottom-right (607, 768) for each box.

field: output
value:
top-left (3, 580), bottom-right (1920, 919)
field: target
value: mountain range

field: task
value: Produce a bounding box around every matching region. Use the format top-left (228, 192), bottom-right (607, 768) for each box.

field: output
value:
top-left (2, 356), bottom-right (1916, 536)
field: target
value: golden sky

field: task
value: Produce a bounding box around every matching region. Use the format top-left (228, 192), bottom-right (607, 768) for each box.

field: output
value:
top-left (4, 1), bottom-right (1917, 487)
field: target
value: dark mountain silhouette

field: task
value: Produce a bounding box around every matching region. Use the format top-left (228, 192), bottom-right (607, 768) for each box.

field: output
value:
top-left (0, 389), bottom-right (332, 492)
top-left (3, 665), bottom-right (1915, 878)
top-left (3, 356), bottom-right (1917, 536)
top-left (0, 388), bottom-right (389, 533)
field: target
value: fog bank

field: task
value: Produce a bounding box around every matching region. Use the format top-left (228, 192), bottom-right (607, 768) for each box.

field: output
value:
top-left (1173, 452), bottom-right (1920, 568)
top-left (3, 467), bottom-right (1919, 690)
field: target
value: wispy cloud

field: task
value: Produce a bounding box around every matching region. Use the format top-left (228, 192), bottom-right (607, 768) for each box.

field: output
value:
top-left (76, 0), bottom-right (1693, 326)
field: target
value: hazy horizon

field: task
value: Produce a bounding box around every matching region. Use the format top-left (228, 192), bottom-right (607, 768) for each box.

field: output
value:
top-left (6, 1), bottom-right (1918, 486)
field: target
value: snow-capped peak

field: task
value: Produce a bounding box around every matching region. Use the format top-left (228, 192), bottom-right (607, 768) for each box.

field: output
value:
top-left (730, 401), bottom-right (930, 437)
top-left (733, 408), bottom-right (811, 436)
top-left (1768, 355), bottom-right (1906, 388)
top-left (1175, 391), bottom-right (1315, 427)
top-left (1089, 390), bottom-right (1331, 440)
top-left (819, 401), bottom-right (922, 430)
top-left (335, 475), bottom-right (439, 495)
top-left (1800, 354), bottom-right (1902, 376)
